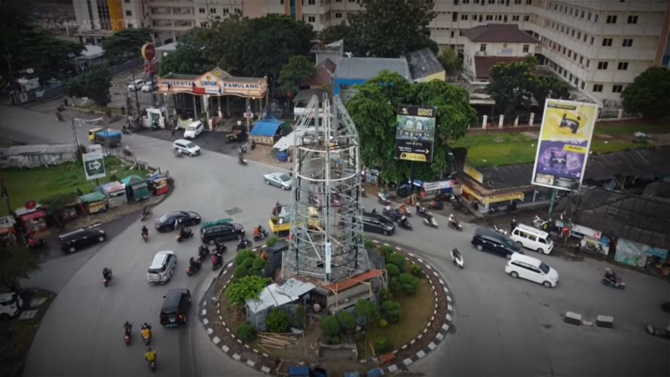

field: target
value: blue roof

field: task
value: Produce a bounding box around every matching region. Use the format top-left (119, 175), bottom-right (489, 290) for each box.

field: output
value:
top-left (250, 119), bottom-right (282, 137)
top-left (96, 130), bottom-right (122, 137)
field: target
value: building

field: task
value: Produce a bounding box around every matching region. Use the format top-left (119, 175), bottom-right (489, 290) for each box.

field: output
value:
top-left (462, 24), bottom-right (540, 81)
top-left (333, 57), bottom-right (411, 103)
top-left (405, 48), bottom-right (447, 83)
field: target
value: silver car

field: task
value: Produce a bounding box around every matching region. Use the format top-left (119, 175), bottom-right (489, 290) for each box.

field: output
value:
top-left (263, 172), bottom-right (292, 190)
top-left (147, 251), bottom-right (177, 285)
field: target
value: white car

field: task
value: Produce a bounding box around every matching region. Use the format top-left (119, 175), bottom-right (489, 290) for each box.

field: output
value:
top-left (128, 79), bottom-right (144, 91)
top-left (0, 292), bottom-right (23, 320)
top-left (141, 82), bottom-right (157, 92)
top-left (505, 253), bottom-right (559, 288)
top-left (147, 251), bottom-right (177, 285)
top-left (183, 121), bottom-right (204, 139)
top-left (173, 139), bottom-right (201, 156)
top-left (264, 172), bottom-right (293, 190)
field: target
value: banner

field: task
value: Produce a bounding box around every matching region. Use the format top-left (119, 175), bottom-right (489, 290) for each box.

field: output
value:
top-left (463, 164), bottom-right (483, 183)
top-left (83, 152), bottom-right (106, 181)
top-left (531, 99), bottom-right (598, 191)
top-left (395, 105), bottom-right (437, 162)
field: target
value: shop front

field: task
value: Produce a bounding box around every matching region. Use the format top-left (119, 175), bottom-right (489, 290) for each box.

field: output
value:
top-left (614, 238), bottom-right (669, 270)
top-left (15, 202), bottom-right (47, 235)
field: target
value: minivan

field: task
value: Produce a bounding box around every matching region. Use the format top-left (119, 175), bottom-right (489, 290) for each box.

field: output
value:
top-left (471, 227), bottom-right (522, 259)
top-left (510, 224), bottom-right (554, 254)
top-left (147, 251), bottom-right (177, 285)
top-left (160, 289), bottom-right (191, 327)
top-left (505, 253), bottom-right (559, 288)
top-left (58, 227), bottom-right (107, 253)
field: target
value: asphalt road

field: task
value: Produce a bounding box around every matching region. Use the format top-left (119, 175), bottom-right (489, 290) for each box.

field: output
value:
top-left (3, 104), bottom-right (670, 377)
top-left (109, 86), bottom-right (157, 109)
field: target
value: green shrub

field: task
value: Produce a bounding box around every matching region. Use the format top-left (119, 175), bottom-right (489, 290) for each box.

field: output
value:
top-left (378, 319), bottom-right (388, 328)
top-left (355, 299), bottom-right (379, 324)
top-left (242, 258), bottom-right (254, 269)
top-left (293, 305), bottom-right (307, 329)
top-left (355, 331), bottom-right (365, 342)
top-left (320, 315), bottom-right (341, 343)
top-left (266, 236), bottom-right (279, 247)
top-left (248, 268), bottom-right (262, 276)
top-left (266, 309), bottom-right (291, 333)
top-left (379, 245), bottom-right (394, 257)
top-left (380, 289), bottom-right (393, 301)
top-left (374, 337), bottom-right (391, 354)
top-left (252, 258), bottom-right (268, 270)
top-left (236, 322), bottom-right (256, 341)
top-left (232, 266), bottom-right (248, 280)
top-left (398, 273), bottom-right (418, 294)
top-left (364, 239), bottom-right (375, 249)
top-left (226, 275), bottom-right (268, 307)
top-left (389, 277), bottom-right (402, 293)
top-left (410, 264), bottom-right (423, 277)
top-left (329, 336), bottom-right (341, 345)
top-left (386, 263), bottom-right (400, 276)
top-left (235, 250), bottom-right (256, 266)
top-left (388, 253), bottom-right (407, 271)
top-left (337, 311), bottom-right (357, 334)
top-left (381, 300), bottom-right (401, 323)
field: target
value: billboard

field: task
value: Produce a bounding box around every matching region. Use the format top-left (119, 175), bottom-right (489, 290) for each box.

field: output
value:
top-left (396, 105), bottom-right (437, 162)
top-left (531, 99), bottom-right (598, 191)
top-left (83, 152), bottom-right (106, 181)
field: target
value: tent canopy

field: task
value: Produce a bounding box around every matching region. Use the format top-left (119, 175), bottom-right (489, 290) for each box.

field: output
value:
top-left (121, 175), bottom-right (147, 187)
top-left (250, 119), bottom-right (282, 137)
top-left (273, 131), bottom-right (296, 150)
top-left (79, 191), bottom-right (106, 203)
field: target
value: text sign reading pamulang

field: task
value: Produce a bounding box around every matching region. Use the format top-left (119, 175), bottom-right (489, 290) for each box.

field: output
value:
top-left (395, 105), bottom-right (437, 162)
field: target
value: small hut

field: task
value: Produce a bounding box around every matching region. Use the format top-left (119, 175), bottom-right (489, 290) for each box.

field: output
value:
top-left (97, 182), bottom-right (128, 208)
top-left (78, 192), bottom-right (107, 214)
top-left (121, 175), bottom-right (150, 201)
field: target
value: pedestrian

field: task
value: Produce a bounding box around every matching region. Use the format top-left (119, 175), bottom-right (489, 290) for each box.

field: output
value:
top-left (171, 125), bottom-right (176, 137)
top-left (510, 218), bottom-right (517, 233)
top-left (573, 241), bottom-right (580, 256)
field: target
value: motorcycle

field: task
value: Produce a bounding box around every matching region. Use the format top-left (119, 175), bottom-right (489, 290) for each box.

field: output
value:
top-left (56, 113), bottom-right (64, 121)
top-left (423, 215), bottom-right (438, 228)
top-left (212, 253), bottom-right (223, 270)
top-left (645, 324), bottom-right (670, 340)
top-left (451, 249), bottom-right (464, 269)
top-left (149, 360), bottom-right (157, 372)
top-left (141, 209), bottom-right (153, 221)
top-left (186, 258), bottom-right (202, 277)
top-left (382, 208), bottom-right (403, 222)
top-left (533, 215), bottom-right (549, 229)
top-left (493, 225), bottom-right (507, 235)
top-left (103, 269), bottom-right (112, 287)
top-left (253, 229), bottom-right (268, 241)
top-left (173, 148), bottom-right (183, 158)
top-left (239, 157), bottom-right (248, 165)
top-left (602, 275), bottom-right (626, 289)
top-left (377, 192), bottom-right (390, 205)
top-left (398, 216), bottom-right (412, 230)
top-left (428, 199), bottom-right (444, 210)
top-left (57, 104), bottom-right (65, 112)
top-left (237, 239), bottom-right (253, 251)
top-left (141, 324), bottom-right (152, 345)
top-left (239, 145), bottom-right (247, 154)
top-left (123, 324), bottom-right (132, 345)
top-left (489, 205), bottom-right (500, 214)
top-left (176, 228), bottom-right (194, 243)
top-left (123, 147), bottom-right (133, 157)
top-left (397, 206), bottom-right (412, 217)
top-left (142, 233), bottom-right (149, 243)
top-left (214, 242), bottom-right (227, 255)
top-left (448, 219), bottom-right (463, 231)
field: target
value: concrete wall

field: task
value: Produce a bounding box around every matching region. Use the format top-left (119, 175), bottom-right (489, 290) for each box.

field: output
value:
top-left (1, 152), bottom-right (78, 169)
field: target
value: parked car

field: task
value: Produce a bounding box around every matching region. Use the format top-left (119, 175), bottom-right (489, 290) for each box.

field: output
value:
top-left (362, 211), bottom-right (395, 236)
top-left (183, 121), bottom-right (204, 139)
top-left (141, 82), bottom-right (157, 92)
top-left (0, 292), bottom-right (23, 320)
top-left (263, 172), bottom-right (293, 190)
top-left (160, 289), bottom-right (191, 327)
top-left (58, 227), bottom-right (107, 253)
top-left (173, 139), bottom-right (201, 156)
top-left (128, 79), bottom-right (144, 91)
top-left (155, 211), bottom-right (202, 232)
top-left (147, 251), bottom-right (177, 285)
top-left (200, 221), bottom-right (245, 245)
top-left (505, 252), bottom-right (559, 288)
top-left (510, 224), bottom-right (554, 254)
top-left (471, 227), bottom-right (522, 259)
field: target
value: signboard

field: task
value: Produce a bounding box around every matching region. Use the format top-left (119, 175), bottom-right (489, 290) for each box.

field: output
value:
top-left (531, 99), bottom-right (598, 191)
top-left (395, 105), bottom-right (437, 162)
top-left (244, 111), bottom-right (254, 119)
top-left (463, 164), bottom-right (484, 184)
top-left (83, 152), bottom-right (106, 181)
top-left (141, 43), bottom-right (156, 61)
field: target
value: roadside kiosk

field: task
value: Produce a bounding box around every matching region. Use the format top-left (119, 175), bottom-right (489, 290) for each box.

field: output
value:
top-left (97, 182), bottom-right (128, 208)
top-left (78, 192), bottom-right (107, 214)
top-left (121, 175), bottom-right (151, 201)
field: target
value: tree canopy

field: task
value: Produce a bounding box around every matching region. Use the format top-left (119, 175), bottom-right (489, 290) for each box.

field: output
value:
top-left (346, 0), bottom-right (438, 58)
top-left (621, 67), bottom-right (670, 119)
top-left (320, 22), bottom-right (351, 45)
top-left (64, 66), bottom-right (112, 106)
top-left (279, 56), bottom-right (316, 94)
top-left (346, 71), bottom-right (477, 183)
top-left (101, 28), bottom-right (152, 65)
top-left (0, 244), bottom-right (40, 291)
top-left (437, 47), bottom-right (462, 76)
top-left (158, 29), bottom-right (213, 76)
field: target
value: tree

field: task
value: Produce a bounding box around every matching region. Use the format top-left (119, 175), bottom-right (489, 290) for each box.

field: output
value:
top-left (279, 56), bottom-right (316, 95)
top-left (266, 309), bottom-right (291, 333)
top-left (41, 193), bottom-right (78, 227)
top-left (386, 263), bottom-right (400, 276)
top-left (158, 29), bottom-right (214, 76)
top-left (0, 245), bottom-right (41, 291)
top-left (346, 70), bottom-right (477, 183)
top-left (320, 315), bottom-right (341, 344)
top-left (347, 0), bottom-right (438, 57)
top-left (532, 75), bottom-right (571, 107)
top-left (381, 300), bottom-right (401, 323)
top-left (101, 28), bottom-right (152, 65)
top-left (320, 22), bottom-right (351, 45)
top-left (336, 311), bottom-right (357, 333)
top-left (355, 299), bottom-right (379, 324)
top-left (398, 273), bottom-right (418, 294)
top-left (64, 66), bottom-right (112, 106)
top-left (622, 67), bottom-right (670, 119)
top-left (226, 275), bottom-right (268, 307)
top-left (236, 322), bottom-right (256, 341)
top-left (387, 253), bottom-right (407, 271)
top-left (437, 47), bottom-right (462, 76)
top-left (487, 61), bottom-right (536, 120)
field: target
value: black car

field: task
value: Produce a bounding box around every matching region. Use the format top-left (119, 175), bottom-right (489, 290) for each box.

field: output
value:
top-left (58, 227), bottom-right (107, 253)
top-left (471, 227), bottom-right (522, 259)
top-left (200, 222), bottom-right (245, 245)
top-left (362, 211), bottom-right (395, 236)
top-left (155, 211), bottom-right (202, 232)
top-left (160, 289), bottom-right (191, 328)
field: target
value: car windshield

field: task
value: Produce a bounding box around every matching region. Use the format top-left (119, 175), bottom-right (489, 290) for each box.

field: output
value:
top-left (279, 174), bottom-right (291, 182)
top-left (538, 262), bottom-right (550, 274)
top-left (158, 215), bottom-right (170, 223)
top-left (184, 142), bottom-right (196, 148)
top-left (503, 237), bottom-right (516, 248)
top-left (186, 126), bottom-right (197, 132)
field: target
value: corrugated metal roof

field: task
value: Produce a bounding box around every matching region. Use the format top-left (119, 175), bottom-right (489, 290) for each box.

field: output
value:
top-left (404, 48), bottom-right (444, 80)
top-left (463, 24), bottom-right (540, 43)
top-left (334, 57), bottom-right (410, 80)
top-left (250, 119), bottom-right (283, 137)
top-left (0, 144), bottom-right (77, 156)
top-left (245, 278), bottom-right (315, 314)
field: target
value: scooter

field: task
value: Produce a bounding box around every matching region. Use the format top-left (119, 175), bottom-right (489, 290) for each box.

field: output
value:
top-left (123, 147), bottom-right (133, 156)
top-left (141, 209), bottom-right (153, 221)
top-left (173, 148), bottom-right (183, 158)
top-left (56, 113), bottom-right (64, 121)
top-left (123, 324), bottom-right (132, 345)
top-left (239, 157), bottom-right (247, 165)
top-left (212, 253), bottom-right (223, 270)
top-left (423, 215), bottom-right (438, 228)
top-left (142, 233), bottom-right (149, 243)
top-left (448, 219), bottom-right (463, 231)
top-left (493, 225), bottom-right (507, 235)
top-left (602, 276), bottom-right (626, 289)
top-left (645, 324), bottom-right (670, 340)
top-left (451, 249), bottom-right (464, 269)
top-left (237, 239), bottom-right (253, 251)
top-left (149, 360), bottom-right (157, 372)
top-left (186, 258), bottom-right (202, 277)
top-left (141, 324), bottom-right (152, 345)
top-left (397, 206), bottom-right (412, 217)
top-left (176, 228), bottom-right (194, 243)
top-left (398, 217), bottom-right (412, 230)
top-left (377, 192), bottom-right (390, 205)
top-left (533, 215), bottom-right (549, 229)
top-left (253, 229), bottom-right (269, 241)
top-left (103, 270), bottom-right (112, 287)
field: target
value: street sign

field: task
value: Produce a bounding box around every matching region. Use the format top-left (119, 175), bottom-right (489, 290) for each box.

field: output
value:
top-left (244, 112), bottom-right (254, 119)
top-left (141, 43), bottom-right (156, 61)
top-left (83, 152), bottom-right (106, 181)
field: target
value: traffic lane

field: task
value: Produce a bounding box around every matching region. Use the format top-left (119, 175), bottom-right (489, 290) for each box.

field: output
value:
top-left (109, 86), bottom-right (156, 109)
top-left (136, 128), bottom-right (244, 157)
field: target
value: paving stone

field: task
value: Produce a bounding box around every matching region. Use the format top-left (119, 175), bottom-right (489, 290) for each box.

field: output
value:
top-left (416, 350), bottom-right (426, 359)
top-left (222, 345), bottom-right (230, 352)
top-left (18, 310), bottom-right (39, 321)
top-left (246, 360), bottom-right (256, 367)
top-left (387, 365), bottom-right (398, 373)
top-left (403, 358), bottom-right (413, 366)
top-left (428, 342), bottom-right (437, 350)
top-left (564, 311), bottom-right (582, 326)
top-left (212, 336), bottom-right (220, 344)
top-left (261, 366), bottom-right (271, 373)
top-left (596, 315), bottom-right (614, 328)
top-left (29, 297), bottom-right (47, 307)
top-left (232, 354), bottom-right (241, 361)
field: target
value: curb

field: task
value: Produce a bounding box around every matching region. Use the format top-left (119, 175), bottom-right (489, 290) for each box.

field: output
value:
top-left (198, 239), bottom-right (454, 375)
top-left (36, 93), bottom-right (66, 105)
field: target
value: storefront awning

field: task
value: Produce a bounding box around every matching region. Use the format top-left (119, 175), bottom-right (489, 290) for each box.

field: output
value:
top-left (462, 184), bottom-right (524, 205)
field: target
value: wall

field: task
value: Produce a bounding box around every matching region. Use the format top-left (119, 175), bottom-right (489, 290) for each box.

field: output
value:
top-left (614, 238), bottom-right (669, 268)
top-left (1, 152), bottom-right (77, 169)
top-left (326, 283), bottom-right (369, 310)
top-left (464, 39), bottom-right (538, 80)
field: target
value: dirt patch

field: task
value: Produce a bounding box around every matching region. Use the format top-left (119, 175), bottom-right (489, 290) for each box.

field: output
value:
top-left (245, 145), bottom-right (293, 170)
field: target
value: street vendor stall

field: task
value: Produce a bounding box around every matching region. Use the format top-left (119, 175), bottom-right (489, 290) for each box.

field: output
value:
top-left (146, 175), bottom-right (170, 196)
top-left (78, 192), bottom-right (107, 214)
top-left (97, 182), bottom-right (128, 208)
top-left (15, 201), bottom-right (47, 235)
top-left (0, 216), bottom-right (17, 246)
top-left (121, 175), bottom-right (151, 201)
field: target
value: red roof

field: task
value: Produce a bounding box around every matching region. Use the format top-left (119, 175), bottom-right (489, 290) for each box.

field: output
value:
top-left (474, 56), bottom-right (525, 80)
top-left (325, 269), bottom-right (384, 293)
top-left (463, 24), bottom-right (540, 44)
top-left (301, 59), bottom-right (336, 87)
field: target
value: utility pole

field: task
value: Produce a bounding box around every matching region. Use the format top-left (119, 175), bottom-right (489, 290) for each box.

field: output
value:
top-left (71, 112), bottom-right (81, 154)
top-left (0, 165), bottom-right (12, 215)
top-left (3, 48), bottom-right (19, 105)
top-left (130, 72), bottom-right (141, 116)
top-left (245, 98), bottom-right (251, 133)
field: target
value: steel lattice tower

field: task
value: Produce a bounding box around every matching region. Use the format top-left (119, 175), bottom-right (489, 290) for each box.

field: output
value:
top-left (280, 94), bottom-right (370, 284)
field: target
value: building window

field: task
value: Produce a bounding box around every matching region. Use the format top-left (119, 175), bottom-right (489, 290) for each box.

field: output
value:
top-left (210, 8), bottom-right (216, 13)
top-left (580, 56), bottom-right (583, 64)
top-left (612, 85), bottom-right (623, 93)
top-left (586, 60), bottom-right (590, 68)
top-left (580, 82), bottom-right (585, 90)
top-left (622, 38), bottom-right (633, 47)
top-left (480, 44), bottom-right (487, 52)
top-left (124, 0), bottom-right (129, 2)
top-left (335, 12), bottom-right (342, 18)
top-left (234, 8), bottom-right (241, 15)
top-left (308, 16), bottom-right (315, 22)
top-left (308, 0), bottom-right (316, 4)
top-left (602, 38), bottom-right (612, 47)
top-left (281, 0), bottom-right (285, 3)
top-left (526, 0), bottom-right (531, 4)
top-left (453, 12), bottom-right (458, 21)
top-left (127, 23), bottom-right (134, 29)
top-left (223, 8), bottom-right (229, 14)
top-left (461, 14), bottom-right (468, 20)
top-left (523, 44), bottom-right (529, 53)
top-left (597, 62), bottom-right (608, 70)
top-left (627, 15), bottom-right (638, 24)
top-left (606, 15), bottom-right (617, 23)
top-left (593, 84), bottom-right (603, 92)
top-left (488, 0), bottom-right (494, 4)
top-left (463, 0), bottom-right (469, 3)
top-left (587, 12), bottom-right (591, 21)
top-left (514, 0), bottom-right (521, 3)
top-left (568, 50), bottom-right (572, 58)
top-left (451, 31), bottom-right (455, 38)
top-left (594, 14), bottom-right (599, 22)
top-left (455, 0), bottom-right (459, 4)
top-left (459, 30), bottom-right (464, 36)
top-left (125, 10), bottom-right (131, 16)
top-left (486, 15), bottom-right (493, 21)
top-left (96, 0), bottom-right (111, 30)
top-left (512, 15), bottom-right (519, 21)
top-left (523, 15), bottom-right (530, 21)
top-left (617, 62), bottom-right (628, 70)
top-left (200, 22), bottom-right (207, 27)
top-left (577, 31), bottom-right (581, 39)
top-left (199, 8), bottom-right (205, 13)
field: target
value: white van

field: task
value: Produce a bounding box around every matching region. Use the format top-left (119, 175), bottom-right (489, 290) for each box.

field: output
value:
top-left (510, 224), bottom-right (554, 254)
top-left (505, 253), bottom-right (559, 288)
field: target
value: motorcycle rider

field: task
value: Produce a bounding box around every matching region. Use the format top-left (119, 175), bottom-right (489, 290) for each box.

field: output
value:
top-left (199, 244), bottom-right (210, 259)
top-left (399, 203), bottom-right (407, 214)
top-left (604, 268), bottom-right (617, 283)
top-left (102, 267), bottom-right (112, 281)
top-left (141, 323), bottom-right (152, 340)
top-left (385, 204), bottom-right (392, 213)
top-left (145, 347), bottom-right (157, 364)
top-left (123, 321), bottom-right (132, 335)
top-left (189, 256), bottom-right (201, 271)
top-left (416, 203), bottom-right (426, 215)
top-left (237, 237), bottom-right (250, 250)
top-left (452, 248), bottom-right (462, 259)
top-left (141, 225), bottom-right (149, 238)
top-left (238, 153), bottom-right (246, 164)
top-left (448, 214), bottom-right (458, 226)
top-left (179, 225), bottom-right (190, 238)
top-left (142, 205), bottom-right (151, 217)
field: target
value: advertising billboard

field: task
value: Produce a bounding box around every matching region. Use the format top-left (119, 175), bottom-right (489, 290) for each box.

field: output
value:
top-left (396, 105), bottom-right (437, 162)
top-left (531, 99), bottom-right (598, 191)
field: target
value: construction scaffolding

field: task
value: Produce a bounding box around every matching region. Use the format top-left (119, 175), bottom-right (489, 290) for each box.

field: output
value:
top-left (280, 94), bottom-right (370, 284)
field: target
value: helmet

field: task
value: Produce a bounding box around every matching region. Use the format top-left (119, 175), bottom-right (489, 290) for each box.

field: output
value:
top-left (146, 347), bottom-right (153, 352)
top-left (605, 268), bottom-right (612, 273)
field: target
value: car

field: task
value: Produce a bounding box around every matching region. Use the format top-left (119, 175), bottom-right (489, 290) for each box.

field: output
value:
top-left (200, 221), bottom-right (245, 245)
top-left (471, 227), bottom-right (522, 259)
top-left (155, 211), bottom-right (202, 232)
top-left (0, 292), bottom-right (23, 320)
top-left (128, 79), bottom-right (144, 91)
top-left (173, 139), bottom-right (201, 156)
top-left (160, 288), bottom-right (191, 327)
top-left (510, 224), bottom-right (554, 254)
top-left (58, 227), bottom-right (107, 253)
top-left (141, 82), bottom-right (157, 92)
top-left (362, 211), bottom-right (395, 236)
top-left (264, 172), bottom-right (293, 190)
top-left (183, 121), bottom-right (204, 139)
top-left (147, 251), bottom-right (177, 285)
top-left (505, 253), bottom-right (559, 288)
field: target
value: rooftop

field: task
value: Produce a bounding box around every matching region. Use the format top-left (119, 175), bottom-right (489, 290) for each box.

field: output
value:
top-left (311, 39), bottom-right (344, 53)
top-left (463, 24), bottom-right (540, 44)
top-left (404, 48), bottom-right (444, 80)
top-left (293, 88), bottom-right (331, 104)
top-left (325, 269), bottom-right (384, 294)
top-left (245, 278), bottom-right (315, 314)
top-left (301, 59), bottom-right (336, 87)
top-left (334, 57), bottom-right (410, 81)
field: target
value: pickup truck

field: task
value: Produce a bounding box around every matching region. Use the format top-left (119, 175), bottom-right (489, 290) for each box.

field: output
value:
top-left (268, 207), bottom-right (321, 236)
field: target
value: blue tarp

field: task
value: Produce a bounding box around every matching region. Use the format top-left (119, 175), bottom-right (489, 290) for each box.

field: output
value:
top-left (263, 111), bottom-right (280, 120)
top-left (250, 119), bottom-right (282, 137)
top-left (96, 130), bottom-right (122, 138)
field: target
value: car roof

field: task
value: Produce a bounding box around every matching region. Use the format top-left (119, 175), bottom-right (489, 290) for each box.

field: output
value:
top-left (174, 139), bottom-right (191, 144)
top-left (188, 121), bottom-right (202, 127)
top-left (162, 289), bottom-right (189, 310)
top-left (515, 224), bottom-right (549, 237)
top-left (150, 251), bottom-right (173, 268)
top-left (0, 292), bottom-right (17, 301)
top-left (59, 228), bottom-right (93, 238)
top-left (510, 252), bottom-right (542, 266)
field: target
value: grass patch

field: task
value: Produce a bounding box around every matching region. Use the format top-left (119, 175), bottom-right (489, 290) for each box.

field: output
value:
top-left (450, 133), bottom-right (538, 167)
top-left (1, 157), bottom-right (143, 216)
top-left (218, 290), bottom-right (247, 330)
top-left (593, 123), bottom-right (668, 136)
top-left (359, 278), bottom-right (434, 359)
